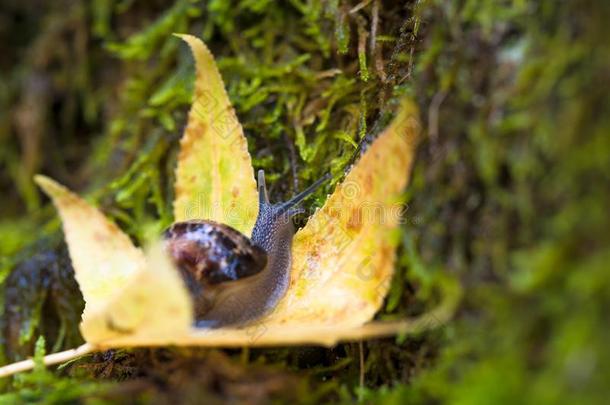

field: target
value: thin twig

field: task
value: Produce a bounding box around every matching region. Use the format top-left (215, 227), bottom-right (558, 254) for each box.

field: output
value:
top-left (0, 343), bottom-right (96, 378)
top-left (349, 0), bottom-right (372, 14)
top-left (428, 90), bottom-right (448, 145)
top-left (370, 0), bottom-right (379, 53)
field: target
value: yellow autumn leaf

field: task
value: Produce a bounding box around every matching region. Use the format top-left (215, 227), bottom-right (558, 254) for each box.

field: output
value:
top-left (79, 244), bottom-right (192, 344)
top-left (33, 176), bottom-right (148, 320)
top-left (34, 176), bottom-right (193, 344)
top-left (0, 35), bottom-right (460, 378)
top-left (172, 34), bottom-right (258, 235)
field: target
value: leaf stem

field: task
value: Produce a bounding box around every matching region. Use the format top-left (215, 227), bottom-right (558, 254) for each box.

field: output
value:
top-left (0, 343), bottom-right (96, 378)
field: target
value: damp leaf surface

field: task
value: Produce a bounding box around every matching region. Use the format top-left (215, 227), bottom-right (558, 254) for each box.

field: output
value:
top-left (35, 176), bottom-right (192, 344)
top-left (172, 34), bottom-right (258, 235)
top-left (79, 244), bottom-right (192, 343)
top-left (34, 176), bottom-right (147, 320)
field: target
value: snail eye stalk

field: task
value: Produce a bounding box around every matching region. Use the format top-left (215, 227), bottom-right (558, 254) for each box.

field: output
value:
top-left (257, 169), bottom-right (270, 205)
top-left (277, 172), bottom-right (331, 216)
top-left (257, 169), bottom-right (330, 216)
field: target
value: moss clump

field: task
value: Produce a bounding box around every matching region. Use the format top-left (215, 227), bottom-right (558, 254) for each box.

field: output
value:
top-left (0, 0), bottom-right (609, 403)
top-left (384, 0), bottom-right (610, 403)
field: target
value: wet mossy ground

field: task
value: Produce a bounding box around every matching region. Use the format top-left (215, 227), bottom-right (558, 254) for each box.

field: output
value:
top-left (1, 0), bottom-right (609, 403)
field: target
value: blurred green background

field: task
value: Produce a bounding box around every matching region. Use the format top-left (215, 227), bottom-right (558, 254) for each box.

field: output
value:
top-left (0, 0), bottom-right (608, 403)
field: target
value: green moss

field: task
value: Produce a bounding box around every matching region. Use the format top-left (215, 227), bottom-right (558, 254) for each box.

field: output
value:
top-left (0, 337), bottom-right (107, 403)
top-left (377, 0), bottom-right (610, 403)
top-left (1, 0), bottom-right (608, 403)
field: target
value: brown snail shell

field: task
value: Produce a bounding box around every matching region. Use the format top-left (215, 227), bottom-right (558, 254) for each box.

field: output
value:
top-left (162, 220), bottom-right (268, 319)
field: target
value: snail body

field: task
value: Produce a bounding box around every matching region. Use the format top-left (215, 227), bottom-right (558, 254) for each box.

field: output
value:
top-left (163, 170), bottom-right (328, 328)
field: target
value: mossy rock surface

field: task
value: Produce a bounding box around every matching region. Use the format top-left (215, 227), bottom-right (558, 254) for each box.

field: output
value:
top-left (1, 0), bottom-right (609, 403)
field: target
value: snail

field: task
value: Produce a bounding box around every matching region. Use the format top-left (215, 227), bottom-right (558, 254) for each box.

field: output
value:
top-left (163, 169), bottom-right (329, 328)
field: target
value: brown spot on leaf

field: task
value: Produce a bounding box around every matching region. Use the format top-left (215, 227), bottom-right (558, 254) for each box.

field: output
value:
top-left (363, 173), bottom-right (373, 193)
top-left (347, 207), bottom-right (363, 231)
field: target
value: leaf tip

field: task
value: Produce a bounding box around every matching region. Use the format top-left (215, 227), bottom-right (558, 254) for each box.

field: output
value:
top-left (394, 98), bottom-right (422, 144)
top-left (34, 174), bottom-right (68, 201)
top-left (174, 33), bottom-right (205, 51)
top-left (172, 32), bottom-right (190, 41)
